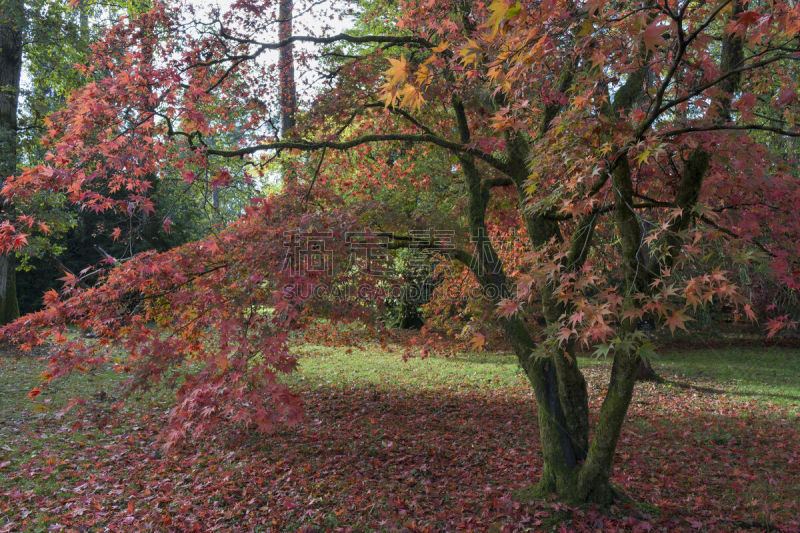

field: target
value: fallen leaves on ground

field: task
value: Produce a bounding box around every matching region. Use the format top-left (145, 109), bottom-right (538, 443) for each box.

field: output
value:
top-left (0, 356), bottom-right (798, 532)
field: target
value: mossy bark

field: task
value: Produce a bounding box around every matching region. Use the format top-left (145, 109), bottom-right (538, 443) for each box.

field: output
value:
top-left (576, 347), bottom-right (640, 501)
top-left (448, 0), bottom-right (747, 508)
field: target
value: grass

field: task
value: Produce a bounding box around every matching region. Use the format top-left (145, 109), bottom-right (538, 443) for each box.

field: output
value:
top-left (1, 343), bottom-right (799, 531)
top-left (295, 344), bottom-right (800, 412)
top-left (292, 346), bottom-right (533, 391)
top-left (655, 347), bottom-right (800, 410)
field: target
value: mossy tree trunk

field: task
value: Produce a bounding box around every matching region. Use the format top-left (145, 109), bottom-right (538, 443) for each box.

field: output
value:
top-left (452, 94), bottom-right (614, 504)
top-left (0, 0), bottom-right (23, 325)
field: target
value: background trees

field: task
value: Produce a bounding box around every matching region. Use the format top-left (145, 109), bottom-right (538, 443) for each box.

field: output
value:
top-left (1, 0), bottom-right (799, 505)
top-left (0, 0), bottom-right (24, 323)
top-left (4, 0), bottom-right (255, 314)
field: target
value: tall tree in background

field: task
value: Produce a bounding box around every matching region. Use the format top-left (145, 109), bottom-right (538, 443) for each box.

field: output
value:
top-left (278, 0), bottom-right (297, 185)
top-left (2, 0), bottom-right (799, 506)
top-left (14, 0), bottom-right (246, 313)
top-left (0, 0), bottom-right (23, 324)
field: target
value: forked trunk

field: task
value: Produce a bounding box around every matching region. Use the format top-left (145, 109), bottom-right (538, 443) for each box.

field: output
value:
top-left (503, 316), bottom-right (639, 505)
top-left (451, 74), bottom-right (639, 504)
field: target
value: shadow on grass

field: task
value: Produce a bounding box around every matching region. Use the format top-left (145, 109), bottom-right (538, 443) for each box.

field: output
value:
top-left (663, 378), bottom-right (800, 403)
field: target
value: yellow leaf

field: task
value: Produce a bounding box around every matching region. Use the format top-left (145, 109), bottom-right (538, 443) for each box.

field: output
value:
top-left (483, 0), bottom-right (521, 38)
top-left (469, 332), bottom-right (486, 352)
top-left (378, 82), bottom-right (399, 108)
top-left (484, 0), bottom-right (510, 37)
top-left (432, 41), bottom-right (449, 53)
top-left (635, 146), bottom-right (652, 164)
top-left (506, 1), bottom-right (522, 18)
top-left (399, 85), bottom-right (425, 112)
top-left (459, 39), bottom-right (481, 66)
top-left (414, 64), bottom-right (430, 85)
top-left (385, 54), bottom-right (409, 85)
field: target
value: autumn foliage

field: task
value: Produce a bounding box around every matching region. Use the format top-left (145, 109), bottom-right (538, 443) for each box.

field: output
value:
top-left (2, 0), bottom-right (800, 505)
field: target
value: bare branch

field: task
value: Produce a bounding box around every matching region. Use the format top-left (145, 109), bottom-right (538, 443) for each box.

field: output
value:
top-left (660, 124), bottom-right (800, 137)
top-left (203, 133), bottom-right (513, 174)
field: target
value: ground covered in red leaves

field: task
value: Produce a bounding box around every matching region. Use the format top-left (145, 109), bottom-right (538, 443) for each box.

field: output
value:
top-left (1, 347), bottom-right (798, 532)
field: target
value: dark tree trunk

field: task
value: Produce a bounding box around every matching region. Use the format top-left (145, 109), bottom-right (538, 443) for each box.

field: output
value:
top-left (0, 254), bottom-right (19, 323)
top-left (278, 0), bottom-right (296, 135)
top-left (278, 0), bottom-right (297, 185)
top-left (636, 357), bottom-right (662, 382)
top-left (0, 0), bottom-right (23, 324)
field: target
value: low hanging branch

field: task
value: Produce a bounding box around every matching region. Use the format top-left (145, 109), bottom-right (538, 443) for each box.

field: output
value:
top-left (1, 0), bottom-right (799, 509)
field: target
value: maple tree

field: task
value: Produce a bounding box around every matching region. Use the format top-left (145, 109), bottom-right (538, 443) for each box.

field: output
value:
top-left (2, 0), bottom-right (147, 317)
top-left (12, 0), bottom-right (256, 313)
top-left (1, 0), bottom-right (800, 506)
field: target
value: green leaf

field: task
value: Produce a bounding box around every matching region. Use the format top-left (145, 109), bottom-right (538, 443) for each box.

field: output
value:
top-left (593, 343), bottom-right (613, 358)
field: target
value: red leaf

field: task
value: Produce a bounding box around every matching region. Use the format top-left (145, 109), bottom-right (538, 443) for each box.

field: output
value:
top-left (765, 316), bottom-right (787, 338)
top-left (664, 309), bottom-right (690, 334)
top-left (642, 21), bottom-right (668, 53)
top-left (496, 299), bottom-right (519, 317)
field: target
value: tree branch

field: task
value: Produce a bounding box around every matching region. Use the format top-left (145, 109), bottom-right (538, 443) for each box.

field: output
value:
top-left (219, 30), bottom-right (434, 50)
top-left (660, 124), bottom-right (800, 138)
top-left (203, 133), bottom-right (512, 173)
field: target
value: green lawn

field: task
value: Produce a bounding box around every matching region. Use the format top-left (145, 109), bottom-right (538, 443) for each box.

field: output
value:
top-left (4, 344), bottom-right (797, 418)
top-left (292, 346), bottom-right (532, 391)
top-left (294, 344), bottom-right (800, 412)
top-left (654, 347), bottom-right (800, 410)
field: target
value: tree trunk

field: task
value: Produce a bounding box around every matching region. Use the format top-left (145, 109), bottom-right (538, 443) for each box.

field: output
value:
top-left (278, 0), bottom-right (297, 185)
top-left (278, 0), bottom-right (296, 135)
top-left (636, 357), bottom-right (661, 382)
top-left (501, 312), bottom-right (632, 505)
top-left (0, 254), bottom-right (19, 323)
top-left (0, 0), bottom-right (23, 325)
top-left (452, 105), bottom-right (600, 504)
